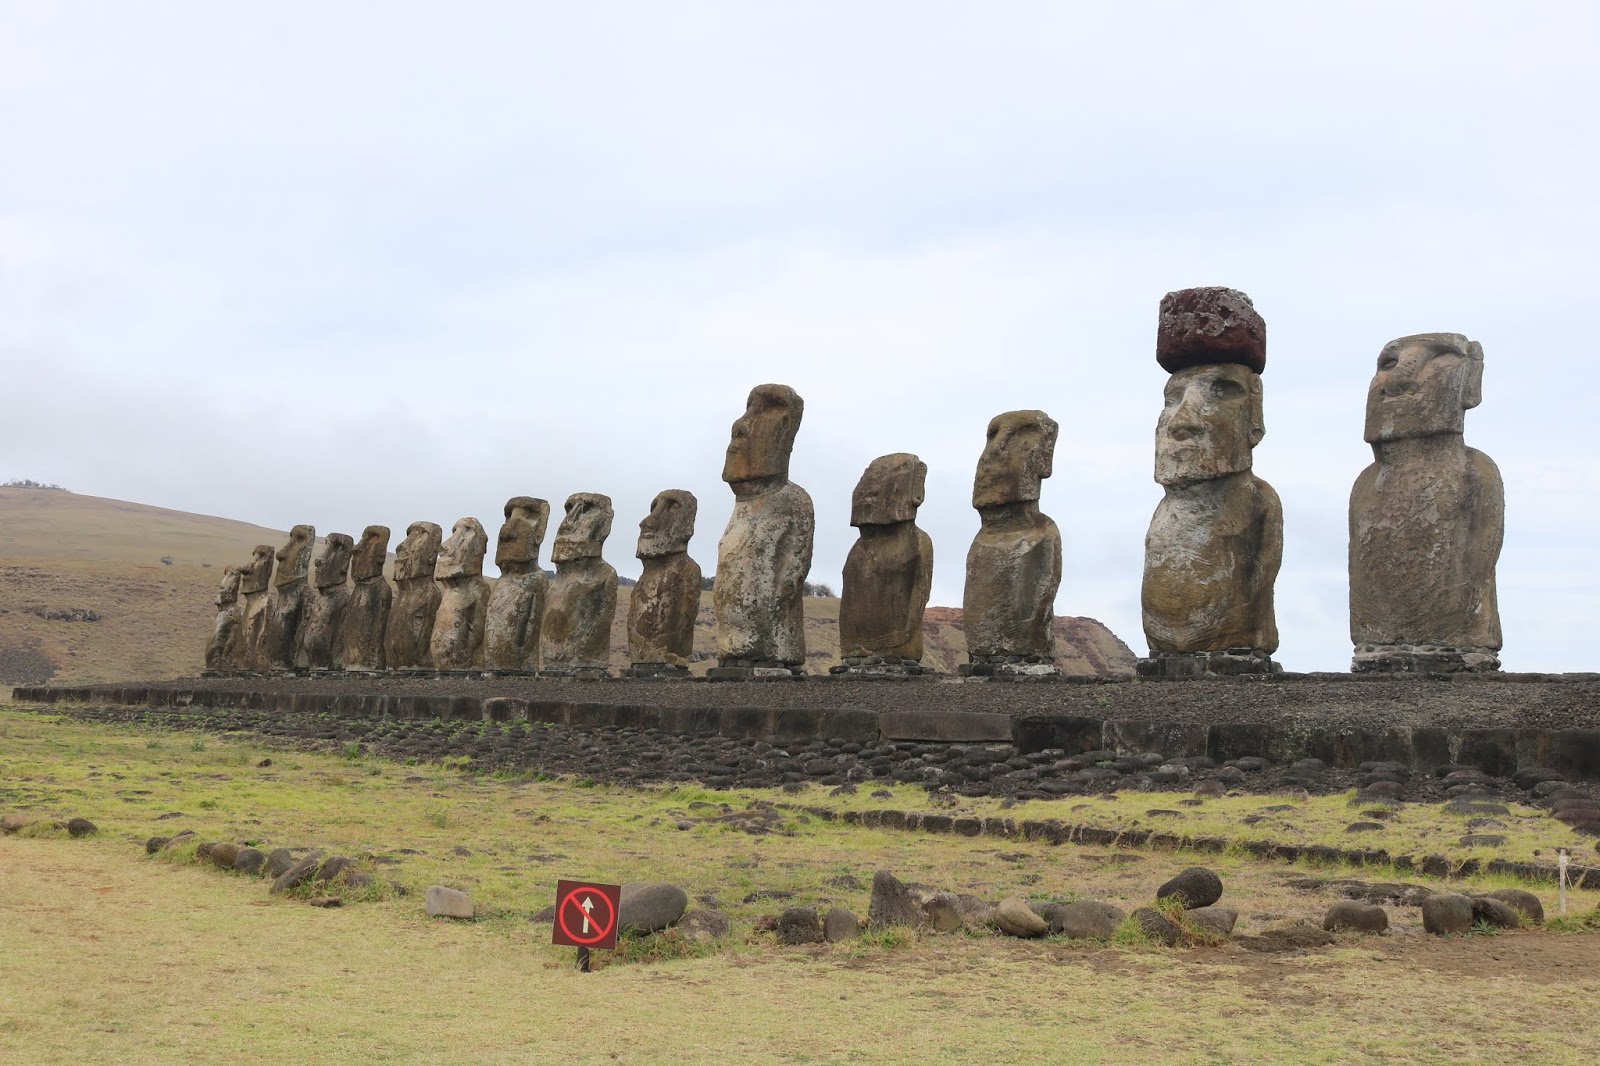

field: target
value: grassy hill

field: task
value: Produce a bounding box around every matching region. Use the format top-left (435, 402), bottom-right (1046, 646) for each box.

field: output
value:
top-left (0, 487), bottom-right (1134, 684)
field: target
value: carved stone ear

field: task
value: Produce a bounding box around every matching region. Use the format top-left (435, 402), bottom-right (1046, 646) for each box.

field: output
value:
top-left (1462, 341), bottom-right (1484, 410)
top-left (1248, 376), bottom-right (1266, 447)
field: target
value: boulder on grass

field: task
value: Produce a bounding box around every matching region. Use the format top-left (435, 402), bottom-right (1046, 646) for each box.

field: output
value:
top-left (1470, 896), bottom-right (1520, 930)
top-left (776, 906), bottom-right (824, 946)
top-left (1156, 867), bottom-right (1223, 909)
top-left (270, 855), bottom-right (321, 895)
top-left (424, 885), bottom-right (475, 918)
top-left (678, 909), bottom-right (732, 943)
top-left (1049, 900), bottom-right (1126, 940)
top-left (994, 897), bottom-right (1048, 938)
top-left (1484, 888), bottom-right (1543, 925)
top-left (868, 870), bottom-right (920, 930)
top-left (208, 843), bottom-right (241, 870)
top-left (1132, 907), bottom-right (1182, 947)
top-left (1, 813), bottom-right (31, 834)
top-left (233, 848), bottom-right (266, 876)
top-left (1421, 893), bottom-right (1474, 936)
top-left (920, 894), bottom-right (964, 933)
top-left (65, 817), bottom-right (98, 838)
top-left (618, 881), bottom-right (687, 935)
top-left (265, 848), bottom-right (296, 878)
top-left (1186, 906), bottom-right (1239, 936)
top-left (824, 907), bottom-right (861, 943)
top-left (1322, 900), bottom-right (1388, 934)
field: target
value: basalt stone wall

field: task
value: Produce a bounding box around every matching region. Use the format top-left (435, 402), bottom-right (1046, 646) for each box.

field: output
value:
top-left (13, 677), bottom-right (1600, 783)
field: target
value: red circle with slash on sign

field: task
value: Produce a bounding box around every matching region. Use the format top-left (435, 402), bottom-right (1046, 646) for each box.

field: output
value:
top-left (553, 879), bottom-right (621, 949)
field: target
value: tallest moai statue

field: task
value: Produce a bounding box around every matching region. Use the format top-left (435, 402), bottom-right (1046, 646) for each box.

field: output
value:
top-left (1350, 334), bottom-right (1503, 672)
top-left (1139, 287), bottom-right (1282, 678)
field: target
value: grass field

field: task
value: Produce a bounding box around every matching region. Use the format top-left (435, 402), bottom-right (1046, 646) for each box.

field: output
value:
top-left (2, 707), bottom-right (1597, 1065)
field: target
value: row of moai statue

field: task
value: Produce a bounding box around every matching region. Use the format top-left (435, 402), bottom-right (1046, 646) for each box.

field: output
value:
top-left (205, 286), bottom-right (1502, 680)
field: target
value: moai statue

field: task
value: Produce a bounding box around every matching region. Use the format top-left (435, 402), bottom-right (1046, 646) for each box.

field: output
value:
top-left (541, 493), bottom-right (619, 677)
top-left (835, 454), bottom-right (934, 677)
top-left (203, 565), bottom-right (244, 673)
top-left (239, 544), bottom-right (276, 671)
top-left (711, 384), bottom-right (814, 679)
top-left (626, 490), bottom-right (703, 678)
top-left (297, 532), bottom-right (354, 671)
top-left (339, 525), bottom-right (392, 673)
top-left (430, 517), bottom-right (491, 671)
top-left (1350, 334), bottom-right (1503, 672)
top-left (1139, 287), bottom-right (1282, 678)
top-left (263, 524), bottom-right (315, 672)
top-left (484, 497), bottom-right (551, 674)
top-left (384, 521), bottom-right (443, 671)
top-left (961, 412), bottom-right (1062, 677)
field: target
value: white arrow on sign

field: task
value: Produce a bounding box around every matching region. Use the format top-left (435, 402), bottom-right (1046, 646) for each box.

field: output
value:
top-left (581, 896), bottom-right (595, 934)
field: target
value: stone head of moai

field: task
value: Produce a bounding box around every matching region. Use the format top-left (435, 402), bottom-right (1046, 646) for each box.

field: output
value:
top-left (241, 544), bottom-right (275, 594)
top-left (351, 525), bottom-right (390, 581)
top-left (496, 497), bottom-right (551, 570)
top-left (215, 565), bottom-right (242, 608)
top-left (393, 521), bottom-right (443, 581)
top-left (273, 525), bottom-right (315, 586)
top-left (637, 490), bottom-right (697, 559)
top-left (972, 410), bottom-right (1058, 508)
top-left (853, 452), bottom-right (927, 526)
top-left (435, 518), bottom-right (488, 580)
top-left (1364, 333), bottom-right (1483, 444)
top-left (313, 533), bottom-right (354, 589)
top-left (722, 384), bottom-right (804, 488)
top-left (1154, 287), bottom-right (1267, 488)
top-left (552, 493), bottom-right (614, 563)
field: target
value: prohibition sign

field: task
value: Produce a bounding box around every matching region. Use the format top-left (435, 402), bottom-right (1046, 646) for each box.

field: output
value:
top-left (553, 879), bottom-right (621, 950)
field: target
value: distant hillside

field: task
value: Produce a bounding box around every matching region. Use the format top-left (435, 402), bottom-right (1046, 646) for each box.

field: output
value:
top-left (0, 488), bottom-right (1135, 684)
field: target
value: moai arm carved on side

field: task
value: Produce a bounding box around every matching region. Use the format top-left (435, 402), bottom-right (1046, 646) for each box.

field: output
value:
top-left (1349, 334), bottom-right (1503, 672)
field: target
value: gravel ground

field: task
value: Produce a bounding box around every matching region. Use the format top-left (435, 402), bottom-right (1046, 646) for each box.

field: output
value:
top-left (114, 672), bottom-right (1600, 734)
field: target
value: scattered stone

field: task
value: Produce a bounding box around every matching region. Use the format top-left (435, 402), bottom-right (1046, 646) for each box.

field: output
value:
top-left (994, 896), bottom-right (1048, 938)
top-left (953, 894), bottom-right (995, 927)
top-left (425, 885), bottom-right (475, 918)
top-left (265, 848), bottom-right (295, 878)
top-left (144, 835), bottom-right (171, 854)
top-left (1186, 906), bottom-right (1238, 936)
top-left (824, 907), bottom-right (861, 943)
top-left (65, 817), bottom-right (97, 838)
top-left (1322, 901), bottom-right (1388, 934)
top-left (208, 843), bottom-right (241, 870)
top-left (678, 909), bottom-right (732, 943)
top-left (1156, 867), bottom-right (1223, 909)
top-left (776, 906), bottom-right (824, 946)
top-left (1238, 921), bottom-right (1337, 953)
top-left (1421, 893), bottom-right (1474, 936)
top-left (270, 855), bottom-right (322, 895)
top-left (1345, 822), bottom-right (1385, 833)
top-left (1132, 906), bottom-right (1182, 947)
top-left (920, 894), bottom-right (964, 933)
top-left (1458, 834), bottom-right (1506, 847)
top-left (868, 870), bottom-right (920, 930)
top-left (1, 813), bottom-right (31, 834)
top-left (619, 881), bottom-right (688, 934)
top-left (195, 842), bottom-right (217, 861)
top-left (529, 904), bottom-right (556, 923)
top-left (232, 847), bottom-right (266, 876)
top-left (1470, 896), bottom-right (1520, 930)
top-left (256, 758), bottom-right (272, 768)
top-left (1048, 900), bottom-right (1125, 940)
top-left (308, 896), bottom-right (342, 908)
top-left (316, 855), bottom-right (356, 883)
top-left (1484, 888), bottom-right (1543, 924)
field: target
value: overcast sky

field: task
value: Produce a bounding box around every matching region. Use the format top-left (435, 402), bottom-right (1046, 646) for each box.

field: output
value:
top-left (2, 2), bottom-right (1597, 671)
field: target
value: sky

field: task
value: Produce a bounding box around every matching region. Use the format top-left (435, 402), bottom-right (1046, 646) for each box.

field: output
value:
top-left (2, 2), bottom-right (1597, 672)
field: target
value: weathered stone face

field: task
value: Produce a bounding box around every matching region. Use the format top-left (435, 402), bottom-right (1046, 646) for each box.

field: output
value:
top-left (1364, 333), bottom-right (1483, 443)
top-left (972, 411), bottom-right (1058, 509)
top-left (393, 521), bottom-right (443, 582)
top-left (637, 490), bottom-right (697, 559)
top-left (300, 533), bottom-right (354, 670)
top-left (1154, 364), bottom-right (1264, 488)
top-left (204, 566), bottom-right (244, 671)
top-left (1351, 334), bottom-right (1502, 669)
top-left (435, 518), bottom-right (488, 580)
top-left (495, 497), bottom-right (550, 571)
top-left (273, 525), bottom-right (315, 588)
top-left (384, 521), bottom-right (443, 670)
top-left (1156, 286), bottom-right (1266, 374)
top-left (351, 525), bottom-right (390, 581)
top-left (722, 384), bottom-right (803, 485)
top-left (240, 544), bottom-right (275, 595)
top-left (851, 453), bottom-right (926, 527)
top-left (551, 494), bottom-right (613, 564)
top-left (313, 532), bottom-right (354, 590)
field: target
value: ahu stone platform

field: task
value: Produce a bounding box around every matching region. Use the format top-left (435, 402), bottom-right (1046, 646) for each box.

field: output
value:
top-left (14, 673), bottom-right (1600, 784)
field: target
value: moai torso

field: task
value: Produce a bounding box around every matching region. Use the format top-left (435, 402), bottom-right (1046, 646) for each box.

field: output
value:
top-left (1350, 334), bottom-right (1503, 666)
top-left (240, 544), bottom-right (275, 671)
top-left (542, 494), bottom-right (619, 669)
top-left (339, 525), bottom-right (392, 672)
top-left (713, 385), bottom-right (814, 669)
top-left (264, 525), bottom-right (315, 671)
top-left (205, 566), bottom-right (244, 671)
top-left (839, 454), bottom-right (933, 663)
top-left (298, 533), bottom-right (353, 670)
top-left (484, 498), bottom-right (551, 672)
top-left (430, 518), bottom-right (490, 670)
top-left (628, 490), bottom-right (702, 667)
top-left (1140, 289), bottom-right (1281, 665)
top-left (384, 521), bottom-right (442, 669)
top-left (962, 411), bottom-right (1061, 667)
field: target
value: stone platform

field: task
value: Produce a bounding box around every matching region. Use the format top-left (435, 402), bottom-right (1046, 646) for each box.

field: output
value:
top-left (13, 672), bottom-right (1600, 783)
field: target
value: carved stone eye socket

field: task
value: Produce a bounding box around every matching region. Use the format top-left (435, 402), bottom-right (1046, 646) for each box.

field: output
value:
top-left (1211, 379), bottom-right (1244, 399)
top-left (1377, 353), bottom-right (1399, 370)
